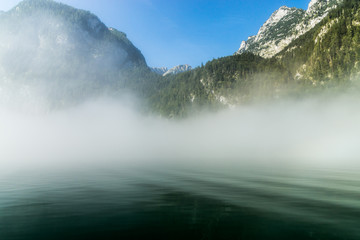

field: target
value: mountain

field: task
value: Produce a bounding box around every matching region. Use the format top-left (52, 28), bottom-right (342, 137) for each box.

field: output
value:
top-left (148, 0), bottom-right (360, 117)
top-left (163, 64), bottom-right (192, 76)
top-left (151, 64), bottom-right (192, 76)
top-left (279, 0), bottom-right (360, 84)
top-left (0, 0), bottom-right (146, 75)
top-left (1, 0), bottom-right (359, 118)
top-left (236, 0), bottom-right (343, 58)
top-left (0, 0), bottom-right (148, 107)
top-left (151, 67), bottom-right (168, 75)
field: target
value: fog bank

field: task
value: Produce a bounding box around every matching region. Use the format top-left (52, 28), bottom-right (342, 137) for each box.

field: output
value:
top-left (1, 95), bottom-right (360, 175)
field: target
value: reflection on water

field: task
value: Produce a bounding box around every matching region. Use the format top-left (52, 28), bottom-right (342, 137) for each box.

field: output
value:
top-left (1, 166), bottom-right (360, 240)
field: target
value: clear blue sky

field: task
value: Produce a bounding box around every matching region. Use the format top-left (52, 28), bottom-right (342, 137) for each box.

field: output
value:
top-left (1, 0), bottom-right (310, 68)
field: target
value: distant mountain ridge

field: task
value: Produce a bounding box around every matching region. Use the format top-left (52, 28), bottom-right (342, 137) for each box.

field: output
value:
top-left (1, 0), bottom-right (359, 118)
top-left (151, 64), bottom-right (192, 76)
top-left (164, 64), bottom-right (192, 76)
top-left (151, 67), bottom-right (168, 75)
top-left (145, 0), bottom-right (360, 117)
top-left (236, 0), bottom-right (343, 58)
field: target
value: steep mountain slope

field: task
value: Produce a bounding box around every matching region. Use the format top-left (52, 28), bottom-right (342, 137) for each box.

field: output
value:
top-left (236, 0), bottom-right (343, 58)
top-left (0, 0), bottom-right (148, 107)
top-left (0, 0), bottom-right (146, 77)
top-left (1, 0), bottom-right (359, 118)
top-left (152, 0), bottom-right (360, 116)
top-left (237, 6), bottom-right (305, 58)
top-left (278, 0), bottom-right (360, 85)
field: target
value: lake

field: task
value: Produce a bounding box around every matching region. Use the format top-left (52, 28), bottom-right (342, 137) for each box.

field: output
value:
top-left (1, 164), bottom-right (359, 240)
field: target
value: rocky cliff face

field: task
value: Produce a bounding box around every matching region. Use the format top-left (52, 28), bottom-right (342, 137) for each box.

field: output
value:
top-left (236, 0), bottom-right (343, 58)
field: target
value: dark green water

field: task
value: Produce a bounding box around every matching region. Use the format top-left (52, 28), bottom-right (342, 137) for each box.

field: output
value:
top-left (1, 166), bottom-right (360, 240)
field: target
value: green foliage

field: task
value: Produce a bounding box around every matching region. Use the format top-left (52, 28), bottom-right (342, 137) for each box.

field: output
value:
top-left (279, 0), bottom-right (360, 86)
top-left (135, 53), bottom-right (291, 117)
top-left (3, 0), bottom-right (360, 118)
top-left (141, 0), bottom-right (360, 117)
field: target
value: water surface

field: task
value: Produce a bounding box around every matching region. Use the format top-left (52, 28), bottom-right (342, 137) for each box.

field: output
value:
top-left (1, 165), bottom-right (359, 239)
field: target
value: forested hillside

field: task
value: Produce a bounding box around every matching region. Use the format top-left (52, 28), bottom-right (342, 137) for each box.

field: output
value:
top-left (1, 0), bottom-right (359, 117)
top-left (0, 0), bottom-right (148, 108)
top-left (143, 0), bottom-right (360, 117)
top-left (279, 0), bottom-right (360, 85)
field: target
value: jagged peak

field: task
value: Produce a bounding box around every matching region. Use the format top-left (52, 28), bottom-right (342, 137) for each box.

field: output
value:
top-left (267, 6), bottom-right (303, 23)
top-left (163, 64), bottom-right (192, 76)
top-left (254, 6), bottom-right (303, 43)
top-left (236, 0), bottom-right (342, 58)
top-left (258, 6), bottom-right (304, 33)
top-left (151, 67), bottom-right (168, 75)
top-left (306, 0), bottom-right (343, 14)
top-left (267, 6), bottom-right (292, 23)
top-left (308, 0), bottom-right (319, 10)
top-left (238, 41), bottom-right (246, 51)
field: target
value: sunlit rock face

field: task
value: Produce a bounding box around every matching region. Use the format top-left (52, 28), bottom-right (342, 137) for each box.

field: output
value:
top-left (236, 0), bottom-right (343, 58)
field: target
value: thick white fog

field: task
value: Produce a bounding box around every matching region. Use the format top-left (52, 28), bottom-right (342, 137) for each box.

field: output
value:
top-left (2, 94), bottom-right (360, 175)
top-left (1, 5), bottom-right (360, 176)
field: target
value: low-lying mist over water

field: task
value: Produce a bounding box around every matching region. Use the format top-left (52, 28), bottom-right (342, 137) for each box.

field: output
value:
top-left (1, 0), bottom-right (360, 239)
top-left (2, 93), bottom-right (360, 173)
top-left (2, 94), bottom-right (360, 239)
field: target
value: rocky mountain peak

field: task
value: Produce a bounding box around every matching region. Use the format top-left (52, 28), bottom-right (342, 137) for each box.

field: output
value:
top-left (236, 0), bottom-right (343, 58)
top-left (151, 67), bottom-right (168, 75)
top-left (151, 64), bottom-right (192, 76)
top-left (306, 0), bottom-right (343, 16)
top-left (163, 64), bottom-right (192, 76)
top-left (307, 0), bottom-right (340, 13)
top-left (254, 6), bottom-right (304, 43)
top-left (268, 6), bottom-right (294, 23)
top-left (308, 0), bottom-right (320, 10)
